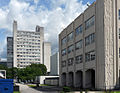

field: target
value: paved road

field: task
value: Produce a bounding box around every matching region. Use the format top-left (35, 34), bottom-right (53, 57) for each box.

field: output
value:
top-left (17, 84), bottom-right (59, 93)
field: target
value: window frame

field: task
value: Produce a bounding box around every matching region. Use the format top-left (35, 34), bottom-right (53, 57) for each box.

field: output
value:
top-left (119, 9), bottom-right (120, 20)
top-left (85, 50), bottom-right (95, 62)
top-left (75, 40), bottom-right (83, 50)
top-left (75, 55), bottom-right (83, 64)
top-left (85, 16), bottom-right (95, 30)
top-left (68, 45), bottom-right (74, 54)
top-left (61, 37), bottom-right (67, 45)
top-left (75, 25), bottom-right (83, 36)
top-left (67, 32), bottom-right (73, 42)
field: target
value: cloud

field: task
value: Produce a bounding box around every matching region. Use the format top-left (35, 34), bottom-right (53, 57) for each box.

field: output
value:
top-left (0, 0), bottom-right (90, 58)
top-left (34, 0), bottom-right (39, 4)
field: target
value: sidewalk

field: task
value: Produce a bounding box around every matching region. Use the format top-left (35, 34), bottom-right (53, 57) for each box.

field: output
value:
top-left (16, 83), bottom-right (61, 93)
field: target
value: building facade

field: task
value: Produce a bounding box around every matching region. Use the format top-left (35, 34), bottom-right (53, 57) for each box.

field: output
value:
top-left (7, 37), bottom-right (13, 68)
top-left (43, 42), bottom-right (51, 72)
top-left (50, 52), bottom-right (59, 76)
top-left (59, 0), bottom-right (120, 90)
top-left (13, 21), bottom-right (44, 68)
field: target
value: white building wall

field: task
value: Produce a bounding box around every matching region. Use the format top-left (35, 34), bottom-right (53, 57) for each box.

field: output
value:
top-left (36, 76), bottom-right (59, 85)
top-left (50, 52), bottom-right (59, 75)
top-left (43, 42), bottom-right (51, 72)
top-left (13, 21), bottom-right (44, 68)
top-left (13, 21), bottom-right (17, 67)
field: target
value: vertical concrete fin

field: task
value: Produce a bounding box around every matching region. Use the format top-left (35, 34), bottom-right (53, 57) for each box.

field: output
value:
top-left (13, 20), bottom-right (17, 67)
top-left (96, 0), bottom-right (117, 89)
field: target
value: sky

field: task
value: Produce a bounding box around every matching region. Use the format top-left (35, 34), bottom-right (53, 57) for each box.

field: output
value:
top-left (0, 0), bottom-right (96, 59)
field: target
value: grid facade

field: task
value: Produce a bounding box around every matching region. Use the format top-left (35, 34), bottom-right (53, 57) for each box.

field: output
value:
top-left (13, 21), bottom-right (44, 68)
top-left (7, 37), bottom-right (13, 68)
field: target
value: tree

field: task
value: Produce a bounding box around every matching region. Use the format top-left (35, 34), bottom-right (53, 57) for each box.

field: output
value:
top-left (6, 67), bottom-right (18, 79)
top-left (0, 64), bottom-right (7, 70)
top-left (17, 64), bottom-right (47, 82)
top-left (0, 63), bottom-right (47, 82)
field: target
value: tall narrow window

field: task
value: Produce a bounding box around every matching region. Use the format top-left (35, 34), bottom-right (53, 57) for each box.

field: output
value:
top-left (85, 16), bottom-right (95, 30)
top-left (85, 33), bottom-right (95, 46)
top-left (68, 45), bottom-right (74, 53)
top-left (62, 37), bottom-right (67, 45)
top-left (119, 48), bottom-right (120, 58)
top-left (75, 55), bottom-right (83, 64)
top-left (119, 28), bottom-right (120, 39)
top-left (67, 32), bottom-right (73, 42)
top-left (75, 25), bottom-right (83, 36)
top-left (75, 40), bottom-right (83, 50)
top-left (119, 9), bottom-right (120, 20)
top-left (62, 49), bottom-right (66, 56)
top-left (62, 61), bottom-right (66, 67)
top-left (85, 50), bottom-right (95, 62)
top-left (68, 58), bottom-right (74, 66)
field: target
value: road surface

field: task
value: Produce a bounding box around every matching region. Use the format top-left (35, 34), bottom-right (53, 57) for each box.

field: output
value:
top-left (17, 83), bottom-right (59, 93)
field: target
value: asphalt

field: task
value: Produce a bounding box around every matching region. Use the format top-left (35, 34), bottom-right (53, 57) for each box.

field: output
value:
top-left (16, 83), bottom-right (61, 93)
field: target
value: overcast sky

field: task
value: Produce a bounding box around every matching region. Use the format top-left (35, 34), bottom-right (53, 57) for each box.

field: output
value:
top-left (0, 0), bottom-right (96, 59)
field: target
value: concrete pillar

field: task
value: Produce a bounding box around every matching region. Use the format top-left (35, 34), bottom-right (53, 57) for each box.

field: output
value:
top-left (74, 71), bottom-right (76, 87)
top-left (83, 70), bottom-right (86, 88)
top-left (59, 74), bottom-right (62, 86)
top-left (66, 73), bottom-right (69, 86)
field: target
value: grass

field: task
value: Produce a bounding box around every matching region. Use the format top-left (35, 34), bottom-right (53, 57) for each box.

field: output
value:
top-left (28, 84), bottom-right (36, 88)
top-left (13, 91), bottom-right (20, 93)
top-left (28, 84), bottom-right (50, 87)
top-left (40, 84), bottom-right (49, 86)
top-left (110, 92), bottom-right (120, 93)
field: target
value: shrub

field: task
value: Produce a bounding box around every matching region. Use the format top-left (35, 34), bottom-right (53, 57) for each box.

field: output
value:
top-left (63, 86), bottom-right (71, 92)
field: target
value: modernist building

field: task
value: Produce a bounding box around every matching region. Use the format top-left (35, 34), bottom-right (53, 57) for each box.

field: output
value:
top-left (50, 52), bottom-right (59, 76)
top-left (59, 0), bottom-right (120, 90)
top-left (43, 42), bottom-right (51, 72)
top-left (13, 21), bottom-right (44, 68)
top-left (7, 37), bottom-right (13, 68)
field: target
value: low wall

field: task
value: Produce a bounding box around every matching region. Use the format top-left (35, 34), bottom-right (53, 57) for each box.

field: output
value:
top-left (44, 78), bottom-right (59, 86)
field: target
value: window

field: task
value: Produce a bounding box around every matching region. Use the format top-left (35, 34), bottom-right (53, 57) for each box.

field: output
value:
top-left (91, 33), bottom-right (95, 43)
top-left (62, 49), bottom-right (66, 56)
top-left (62, 37), bottom-right (67, 45)
top-left (119, 28), bottom-right (120, 39)
top-left (67, 32), bottom-right (73, 42)
top-left (76, 25), bottom-right (83, 36)
top-left (119, 48), bottom-right (120, 58)
top-left (85, 50), bottom-right (95, 62)
top-left (85, 16), bottom-right (95, 30)
top-left (119, 9), bottom-right (120, 20)
top-left (75, 40), bottom-right (83, 50)
top-left (62, 61), bottom-right (66, 67)
top-left (85, 35), bottom-right (90, 46)
top-left (68, 45), bottom-right (74, 53)
top-left (75, 55), bottom-right (83, 64)
top-left (68, 58), bottom-right (74, 66)
top-left (85, 33), bottom-right (95, 46)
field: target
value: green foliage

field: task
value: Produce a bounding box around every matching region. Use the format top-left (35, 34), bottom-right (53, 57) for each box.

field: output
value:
top-left (0, 65), bottom-right (7, 70)
top-left (17, 64), bottom-right (47, 82)
top-left (0, 64), bottom-right (47, 81)
top-left (63, 86), bottom-right (71, 92)
top-left (7, 67), bottom-right (18, 79)
top-left (0, 65), bottom-right (18, 79)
